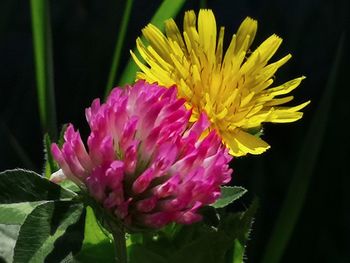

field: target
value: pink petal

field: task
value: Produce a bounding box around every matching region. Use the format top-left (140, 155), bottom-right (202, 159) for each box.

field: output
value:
top-left (132, 168), bottom-right (155, 194)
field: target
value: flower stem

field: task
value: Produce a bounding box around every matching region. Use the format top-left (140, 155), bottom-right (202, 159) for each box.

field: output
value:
top-left (30, 0), bottom-right (57, 139)
top-left (87, 198), bottom-right (128, 262)
top-left (112, 225), bottom-right (127, 263)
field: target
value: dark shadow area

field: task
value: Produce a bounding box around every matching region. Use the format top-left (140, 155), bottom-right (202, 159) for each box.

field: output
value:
top-left (45, 206), bottom-right (86, 263)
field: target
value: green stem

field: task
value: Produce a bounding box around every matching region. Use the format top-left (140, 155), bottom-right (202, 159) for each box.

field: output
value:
top-left (111, 225), bottom-right (127, 263)
top-left (30, 0), bottom-right (57, 139)
top-left (85, 197), bottom-right (128, 263)
top-left (104, 0), bottom-right (134, 98)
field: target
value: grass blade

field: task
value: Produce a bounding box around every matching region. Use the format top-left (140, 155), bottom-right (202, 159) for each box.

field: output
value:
top-left (30, 0), bottom-right (57, 139)
top-left (261, 33), bottom-right (345, 263)
top-left (104, 0), bottom-right (134, 98)
top-left (118, 0), bottom-right (186, 86)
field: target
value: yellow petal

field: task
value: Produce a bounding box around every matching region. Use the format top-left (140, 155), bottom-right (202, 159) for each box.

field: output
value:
top-left (198, 9), bottom-right (217, 64)
top-left (266, 76), bottom-right (306, 96)
top-left (222, 130), bottom-right (270, 156)
top-left (132, 10), bottom-right (310, 157)
top-left (165, 19), bottom-right (186, 51)
top-left (236, 17), bottom-right (257, 53)
top-left (142, 25), bottom-right (171, 63)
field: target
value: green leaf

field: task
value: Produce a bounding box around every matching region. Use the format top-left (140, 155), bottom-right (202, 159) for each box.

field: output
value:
top-left (58, 124), bottom-right (68, 147)
top-left (0, 202), bottom-right (45, 225)
top-left (232, 239), bottom-right (244, 263)
top-left (126, 200), bottom-right (257, 263)
top-left (212, 186), bottom-right (247, 209)
top-left (127, 199), bottom-right (257, 263)
top-left (0, 201), bottom-right (50, 262)
top-left (44, 124), bottom-right (69, 179)
top-left (170, 230), bottom-right (231, 263)
top-left (129, 244), bottom-right (167, 263)
top-left (118, 0), bottom-right (186, 86)
top-left (229, 199), bottom-right (258, 263)
top-left (43, 124), bottom-right (70, 183)
top-left (59, 180), bottom-right (80, 194)
top-left (0, 224), bottom-right (20, 263)
top-left (170, 200), bottom-right (257, 263)
top-left (0, 169), bottom-right (76, 204)
top-left (200, 206), bottom-right (220, 227)
top-left (83, 207), bottom-right (111, 245)
top-left (13, 201), bottom-right (85, 263)
top-left (56, 253), bottom-right (75, 263)
top-left (74, 207), bottom-right (114, 263)
top-left (43, 133), bottom-right (57, 178)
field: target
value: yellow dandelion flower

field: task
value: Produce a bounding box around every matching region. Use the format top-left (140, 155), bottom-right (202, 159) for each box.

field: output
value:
top-left (131, 9), bottom-right (310, 156)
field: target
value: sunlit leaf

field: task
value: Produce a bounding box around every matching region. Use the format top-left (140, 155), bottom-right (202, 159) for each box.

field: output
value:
top-left (0, 202), bottom-right (45, 225)
top-left (74, 207), bottom-right (114, 263)
top-left (212, 186), bottom-right (247, 209)
top-left (0, 224), bottom-right (20, 263)
top-left (13, 201), bottom-right (85, 263)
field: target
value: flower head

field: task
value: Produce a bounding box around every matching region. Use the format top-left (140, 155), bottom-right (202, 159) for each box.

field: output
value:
top-left (51, 80), bottom-right (232, 229)
top-left (131, 9), bottom-right (310, 156)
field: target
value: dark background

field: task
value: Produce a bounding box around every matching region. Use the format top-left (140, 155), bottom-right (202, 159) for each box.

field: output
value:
top-left (0, 0), bottom-right (349, 262)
